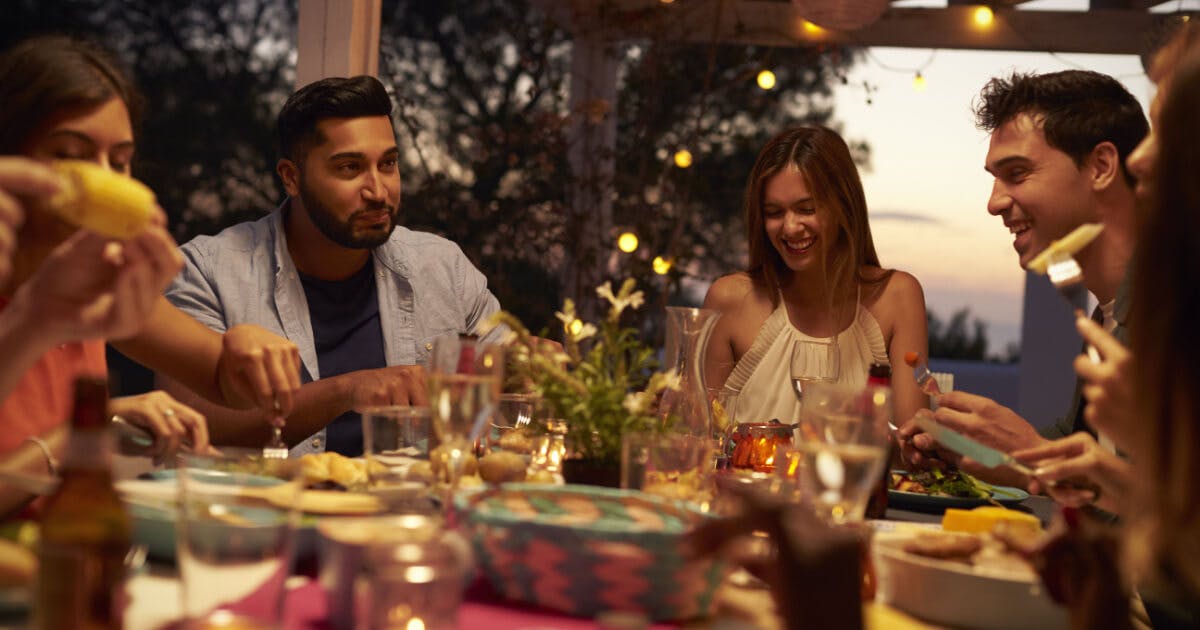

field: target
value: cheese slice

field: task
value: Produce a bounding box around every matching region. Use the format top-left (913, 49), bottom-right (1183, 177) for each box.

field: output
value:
top-left (941, 506), bottom-right (1042, 537)
top-left (1025, 223), bottom-right (1105, 274)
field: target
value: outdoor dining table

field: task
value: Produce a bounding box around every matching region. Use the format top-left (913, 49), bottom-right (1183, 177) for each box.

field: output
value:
top-left (111, 456), bottom-right (1057, 629)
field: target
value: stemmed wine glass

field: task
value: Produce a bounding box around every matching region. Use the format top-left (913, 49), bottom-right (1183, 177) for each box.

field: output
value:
top-left (790, 338), bottom-right (840, 403)
top-left (427, 334), bottom-right (502, 516)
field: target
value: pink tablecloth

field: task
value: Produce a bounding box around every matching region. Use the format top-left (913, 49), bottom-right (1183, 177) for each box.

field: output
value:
top-left (273, 578), bottom-right (677, 629)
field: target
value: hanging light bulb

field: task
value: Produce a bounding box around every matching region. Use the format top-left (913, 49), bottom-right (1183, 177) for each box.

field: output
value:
top-left (617, 231), bottom-right (639, 253)
top-left (801, 19), bottom-right (826, 36)
top-left (652, 256), bottom-right (673, 275)
top-left (568, 319), bottom-right (584, 335)
top-left (912, 71), bottom-right (927, 92)
top-left (673, 149), bottom-right (693, 169)
top-left (973, 6), bottom-right (994, 27)
top-left (756, 69), bottom-right (777, 90)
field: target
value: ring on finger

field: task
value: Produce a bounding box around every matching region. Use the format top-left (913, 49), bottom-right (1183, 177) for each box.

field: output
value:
top-left (163, 408), bottom-right (176, 418)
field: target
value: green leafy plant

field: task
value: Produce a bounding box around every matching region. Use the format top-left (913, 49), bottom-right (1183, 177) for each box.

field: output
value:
top-left (486, 278), bottom-right (678, 464)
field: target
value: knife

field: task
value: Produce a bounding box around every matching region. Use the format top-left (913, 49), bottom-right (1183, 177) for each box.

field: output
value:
top-left (913, 416), bottom-right (1036, 477)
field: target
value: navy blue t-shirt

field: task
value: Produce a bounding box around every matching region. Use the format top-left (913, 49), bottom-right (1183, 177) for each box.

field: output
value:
top-left (299, 260), bottom-right (386, 456)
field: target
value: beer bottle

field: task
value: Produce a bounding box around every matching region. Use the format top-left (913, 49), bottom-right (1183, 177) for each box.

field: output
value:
top-left (864, 362), bottom-right (892, 520)
top-left (35, 376), bottom-right (131, 630)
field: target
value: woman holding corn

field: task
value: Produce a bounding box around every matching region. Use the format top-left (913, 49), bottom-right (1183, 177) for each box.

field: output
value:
top-left (0, 35), bottom-right (302, 515)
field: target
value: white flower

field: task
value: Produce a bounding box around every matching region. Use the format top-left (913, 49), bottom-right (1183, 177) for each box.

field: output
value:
top-left (596, 281), bottom-right (646, 318)
top-left (623, 392), bottom-right (650, 415)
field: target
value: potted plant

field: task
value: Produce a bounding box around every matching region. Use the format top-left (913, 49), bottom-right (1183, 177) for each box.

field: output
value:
top-left (485, 279), bottom-right (678, 486)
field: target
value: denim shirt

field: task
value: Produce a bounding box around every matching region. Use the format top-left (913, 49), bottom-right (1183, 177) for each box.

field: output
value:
top-left (165, 203), bottom-right (502, 456)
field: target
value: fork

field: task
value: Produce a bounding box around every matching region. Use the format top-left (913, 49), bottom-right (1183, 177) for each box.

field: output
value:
top-left (1045, 251), bottom-right (1102, 364)
top-left (262, 399), bottom-right (289, 459)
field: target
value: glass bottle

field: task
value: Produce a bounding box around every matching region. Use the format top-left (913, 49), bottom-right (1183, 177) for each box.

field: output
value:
top-left (35, 376), bottom-right (131, 630)
top-left (864, 362), bottom-right (892, 520)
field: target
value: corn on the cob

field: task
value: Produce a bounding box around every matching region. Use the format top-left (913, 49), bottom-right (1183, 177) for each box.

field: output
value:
top-left (1025, 222), bottom-right (1105, 274)
top-left (0, 538), bottom-right (36, 587)
top-left (45, 160), bottom-right (156, 239)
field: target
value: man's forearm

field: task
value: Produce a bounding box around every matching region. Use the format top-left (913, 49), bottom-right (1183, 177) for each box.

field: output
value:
top-left (157, 372), bottom-right (353, 448)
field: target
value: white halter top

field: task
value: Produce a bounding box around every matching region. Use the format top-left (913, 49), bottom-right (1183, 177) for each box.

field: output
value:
top-left (721, 299), bottom-right (889, 424)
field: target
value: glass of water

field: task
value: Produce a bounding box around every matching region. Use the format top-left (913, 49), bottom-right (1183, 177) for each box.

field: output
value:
top-left (176, 451), bottom-right (300, 628)
top-left (781, 382), bottom-right (890, 524)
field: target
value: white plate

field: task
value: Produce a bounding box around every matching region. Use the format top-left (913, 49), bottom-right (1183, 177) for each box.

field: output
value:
top-left (873, 533), bottom-right (1068, 630)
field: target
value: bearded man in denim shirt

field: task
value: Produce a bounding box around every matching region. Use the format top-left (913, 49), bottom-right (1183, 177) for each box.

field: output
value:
top-left (158, 76), bottom-right (503, 457)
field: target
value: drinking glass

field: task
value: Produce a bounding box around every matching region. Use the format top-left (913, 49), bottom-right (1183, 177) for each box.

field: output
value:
top-left (361, 406), bottom-right (435, 510)
top-left (789, 338), bottom-right (840, 403)
top-left (176, 451), bottom-right (300, 629)
top-left (489, 393), bottom-right (538, 455)
top-left (427, 334), bottom-right (502, 513)
top-left (621, 432), bottom-right (713, 507)
top-left (782, 382), bottom-right (890, 524)
top-left (710, 388), bottom-right (739, 468)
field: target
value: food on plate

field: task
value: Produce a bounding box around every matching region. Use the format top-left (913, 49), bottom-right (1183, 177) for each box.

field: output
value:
top-left (47, 160), bottom-right (156, 238)
top-left (891, 469), bottom-right (991, 499)
top-left (942, 506), bottom-right (1041, 538)
top-left (903, 532), bottom-right (983, 561)
top-left (478, 451), bottom-right (528, 484)
top-left (496, 429), bottom-right (534, 454)
top-left (1024, 222), bottom-right (1105, 274)
top-left (407, 460), bottom-right (435, 483)
top-left (901, 530), bottom-right (1040, 579)
top-left (298, 452), bottom-right (386, 490)
top-left (0, 539), bottom-right (36, 587)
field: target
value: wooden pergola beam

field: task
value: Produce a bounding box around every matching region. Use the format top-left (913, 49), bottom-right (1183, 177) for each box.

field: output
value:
top-left (545, 0), bottom-right (1170, 56)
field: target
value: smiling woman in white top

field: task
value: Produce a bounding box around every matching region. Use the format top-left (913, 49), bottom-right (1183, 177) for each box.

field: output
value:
top-left (703, 125), bottom-right (929, 426)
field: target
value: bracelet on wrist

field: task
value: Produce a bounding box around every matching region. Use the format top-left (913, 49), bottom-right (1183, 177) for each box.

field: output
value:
top-left (24, 436), bottom-right (58, 477)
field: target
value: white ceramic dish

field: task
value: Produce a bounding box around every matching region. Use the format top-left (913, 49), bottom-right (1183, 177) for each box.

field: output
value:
top-left (873, 534), bottom-right (1069, 629)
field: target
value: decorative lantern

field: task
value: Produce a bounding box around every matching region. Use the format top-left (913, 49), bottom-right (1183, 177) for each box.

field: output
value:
top-left (790, 0), bottom-right (891, 31)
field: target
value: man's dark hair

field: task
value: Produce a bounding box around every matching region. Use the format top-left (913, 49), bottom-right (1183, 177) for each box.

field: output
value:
top-left (277, 75), bottom-right (393, 162)
top-left (973, 70), bottom-right (1148, 187)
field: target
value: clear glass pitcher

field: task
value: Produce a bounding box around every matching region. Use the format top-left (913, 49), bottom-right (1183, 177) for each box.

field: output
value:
top-left (659, 306), bottom-right (721, 439)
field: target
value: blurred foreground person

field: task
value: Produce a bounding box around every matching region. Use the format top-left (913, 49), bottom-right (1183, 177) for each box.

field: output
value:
top-left (0, 35), bottom-right (302, 516)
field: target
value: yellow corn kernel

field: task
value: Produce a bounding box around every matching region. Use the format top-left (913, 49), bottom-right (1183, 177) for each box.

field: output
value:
top-left (47, 160), bottom-right (156, 239)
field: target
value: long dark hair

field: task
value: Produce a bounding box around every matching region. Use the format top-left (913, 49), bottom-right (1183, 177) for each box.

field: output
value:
top-left (0, 35), bottom-right (142, 154)
top-left (744, 125), bottom-right (885, 308)
top-left (1130, 35), bottom-right (1200, 599)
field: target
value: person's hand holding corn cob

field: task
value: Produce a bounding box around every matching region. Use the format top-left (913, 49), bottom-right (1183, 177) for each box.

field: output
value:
top-left (0, 157), bottom-right (64, 284)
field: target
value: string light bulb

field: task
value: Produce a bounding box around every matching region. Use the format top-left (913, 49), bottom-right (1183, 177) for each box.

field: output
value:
top-left (973, 6), bottom-right (994, 27)
top-left (652, 256), bottom-right (673, 275)
top-left (801, 20), bottom-right (825, 36)
top-left (617, 231), bottom-right (639, 253)
top-left (568, 319), bottom-right (584, 335)
top-left (756, 69), bottom-right (777, 90)
top-left (912, 71), bottom-right (927, 92)
top-left (673, 149), bottom-right (693, 169)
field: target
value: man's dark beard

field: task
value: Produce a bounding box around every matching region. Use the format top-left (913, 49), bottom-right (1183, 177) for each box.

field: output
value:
top-left (298, 180), bottom-right (398, 249)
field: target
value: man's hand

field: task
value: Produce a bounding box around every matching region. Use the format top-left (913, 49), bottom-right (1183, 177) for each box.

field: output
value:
top-left (217, 324), bottom-right (302, 417)
top-left (897, 393), bottom-right (1046, 486)
top-left (110, 390), bottom-right (214, 458)
top-left (347, 365), bottom-right (428, 409)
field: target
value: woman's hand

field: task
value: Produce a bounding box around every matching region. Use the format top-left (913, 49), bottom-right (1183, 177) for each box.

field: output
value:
top-left (110, 390), bottom-right (213, 458)
top-left (1073, 316), bottom-right (1136, 448)
top-left (11, 210), bottom-right (182, 345)
top-left (216, 324), bottom-right (302, 418)
top-left (0, 158), bottom-right (62, 284)
top-left (1012, 432), bottom-right (1131, 514)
